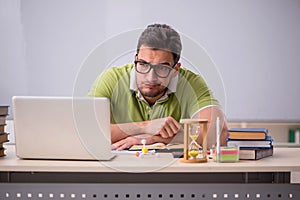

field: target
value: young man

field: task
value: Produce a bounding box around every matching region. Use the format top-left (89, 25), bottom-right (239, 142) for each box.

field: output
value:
top-left (88, 24), bottom-right (228, 150)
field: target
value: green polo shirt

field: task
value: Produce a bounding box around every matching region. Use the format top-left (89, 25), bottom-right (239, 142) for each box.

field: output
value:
top-left (88, 64), bottom-right (219, 124)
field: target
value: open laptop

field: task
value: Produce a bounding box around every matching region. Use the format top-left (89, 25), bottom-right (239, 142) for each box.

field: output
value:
top-left (12, 96), bottom-right (115, 161)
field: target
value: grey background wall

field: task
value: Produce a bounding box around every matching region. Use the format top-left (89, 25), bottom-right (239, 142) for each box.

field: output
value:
top-left (1, 0), bottom-right (300, 121)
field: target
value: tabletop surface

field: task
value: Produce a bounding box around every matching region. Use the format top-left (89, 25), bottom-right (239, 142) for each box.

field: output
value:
top-left (1, 145), bottom-right (300, 173)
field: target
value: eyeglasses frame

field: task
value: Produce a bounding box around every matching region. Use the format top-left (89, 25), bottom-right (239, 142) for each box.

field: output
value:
top-left (134, 59), bottom-right (177, 78)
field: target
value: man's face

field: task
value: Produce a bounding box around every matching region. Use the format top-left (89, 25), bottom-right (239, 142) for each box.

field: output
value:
top-left (135, 45), bottom-right (180, 104)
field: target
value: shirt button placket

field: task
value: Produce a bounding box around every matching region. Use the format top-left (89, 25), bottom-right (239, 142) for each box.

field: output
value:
top-left (147, 106), bottom-right (152, 119)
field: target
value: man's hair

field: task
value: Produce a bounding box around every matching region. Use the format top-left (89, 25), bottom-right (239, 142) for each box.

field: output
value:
top-left (137, 24), bottom-right (182, 63)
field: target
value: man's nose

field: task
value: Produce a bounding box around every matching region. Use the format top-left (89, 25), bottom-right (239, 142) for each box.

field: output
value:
top-left (147, 68), bottom-right (158, 81)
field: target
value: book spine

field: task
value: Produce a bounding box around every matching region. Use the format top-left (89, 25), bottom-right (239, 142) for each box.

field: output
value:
top-left (289, 129), bottom-right (300, 144)
top-left (296, 130), bottom-right (300, 144)
top-left (255, 148), bottom-right (273, 160)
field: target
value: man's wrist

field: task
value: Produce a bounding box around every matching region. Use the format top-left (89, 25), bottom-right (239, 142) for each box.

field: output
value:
top-left (135, 120), bottom-right (150, 134)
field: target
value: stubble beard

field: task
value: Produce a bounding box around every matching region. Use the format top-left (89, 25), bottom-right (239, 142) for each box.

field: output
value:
top-left (141, 88), bottom-right (167, 98)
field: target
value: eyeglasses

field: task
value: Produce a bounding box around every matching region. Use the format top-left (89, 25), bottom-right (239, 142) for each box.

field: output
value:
top-left (134, 59), bottom-right (176, 78)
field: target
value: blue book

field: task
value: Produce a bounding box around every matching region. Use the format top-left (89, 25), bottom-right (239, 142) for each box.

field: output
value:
top-left (228, 128), bottom-right (268, 140)
top-left (227, 136), bottom-right (274, 148)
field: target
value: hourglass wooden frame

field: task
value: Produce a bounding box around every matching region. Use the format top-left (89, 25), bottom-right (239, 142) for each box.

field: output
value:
top-left (179, 118), bottom-right (208, 163)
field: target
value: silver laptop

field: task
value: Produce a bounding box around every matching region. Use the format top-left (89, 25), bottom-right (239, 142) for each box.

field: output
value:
top-left (12, 96), bottom-right (115, 161)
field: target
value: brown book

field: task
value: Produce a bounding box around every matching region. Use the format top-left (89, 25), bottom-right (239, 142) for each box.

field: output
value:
top-left (0, 106), bottom-right (9, 116)
top-left (0, 115), bottom-right (7, 125)
top-left (228, 128), bottom-right (268, 140)
top-left (0, 148), bottom-right (6, 157)
top-left (0, 133), bottom-right (9, 143)
top-left (0, 124), bottom-right (6, 133)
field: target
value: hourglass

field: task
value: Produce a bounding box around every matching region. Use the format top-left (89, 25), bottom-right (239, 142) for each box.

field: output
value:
top-left (179, 119), bottom-right (208, 163)
top-left (188, 124), bottom-right (202, 159)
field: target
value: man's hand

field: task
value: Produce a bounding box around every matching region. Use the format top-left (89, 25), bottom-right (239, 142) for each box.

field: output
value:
top-left (144, 116), bottom-right (181, 138)
top-left (110, 116), bottom-right (181, 144)
top-left (111, 133), bottom-right (177, 150)
top-left (111, 136), bottom-right (142, 150)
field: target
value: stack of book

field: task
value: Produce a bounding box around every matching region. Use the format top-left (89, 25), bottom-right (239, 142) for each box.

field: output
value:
top-left (0, 106), bottom-right (9, 157)
top-left (227, 128), bottom-right (274, 160)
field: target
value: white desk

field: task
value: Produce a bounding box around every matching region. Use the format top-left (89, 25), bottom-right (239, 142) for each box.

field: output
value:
top-left (1, 145), bottom-right (300, 173)
top-left (1, 145), bottom-right (300, 200)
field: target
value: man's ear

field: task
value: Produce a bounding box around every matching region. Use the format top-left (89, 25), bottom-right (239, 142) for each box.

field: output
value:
top-left (171, 63), bottom-right (181, 77)
top-left (175, 63), bottom-right (181, 71)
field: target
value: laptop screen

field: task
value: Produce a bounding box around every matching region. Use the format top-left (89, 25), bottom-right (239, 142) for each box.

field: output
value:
top-left (12, 96), bottom-right (114, 161)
